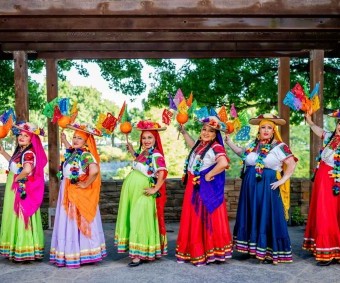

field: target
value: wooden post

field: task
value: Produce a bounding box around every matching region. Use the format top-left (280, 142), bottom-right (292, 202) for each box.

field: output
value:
top-left (278, 57), bottom-right (290, 146)
top-left (13, 51), bottom-right (29, 121)
top-left (309, 50), bottom-right (324, 178)
top-left (46, 59), bottom-right (59, 229)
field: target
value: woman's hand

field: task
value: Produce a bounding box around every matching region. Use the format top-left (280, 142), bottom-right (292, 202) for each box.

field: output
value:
top-left (205, 173), bottom-right (215, 182)
top-left (125, 142), bottom-right (134, 153)
top-left (144, 187), bottom-right (158, 196)
top-left (60, 132), bottom-right (67, 144)
top-left (270, 179), bottom-right (285, 190)
top-left (304, 113), bottom-right (313, 126)
top-left (76, 181), bottom-right (88, 189)
top-left (178, 125), bottom-right (186, 135)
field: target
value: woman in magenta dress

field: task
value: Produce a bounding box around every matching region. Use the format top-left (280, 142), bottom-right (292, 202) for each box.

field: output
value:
top-left (303, 110), bottom-right (340, 266)
top-left (176, 115), bottom-right (232, 266)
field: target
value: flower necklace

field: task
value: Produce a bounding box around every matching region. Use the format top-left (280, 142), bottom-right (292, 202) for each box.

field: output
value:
top-left (57, 146), bottom-right (88, 184)
top-left (135, 147), bottom-right (160, 197)
top-left (241, 139), bottom-right (273, 180)
top-left (9, 146), bottom-right (32, 200)
top-left (183, 142), bottom-right (210, 188)
top-left (314, 134), bottom-right (340, 195)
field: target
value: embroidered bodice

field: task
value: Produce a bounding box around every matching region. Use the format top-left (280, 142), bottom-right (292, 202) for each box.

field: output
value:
top-left (321, 131), bottom-right (338, 167)
top-left (244, 142), bottom-right (293, 172)
top-left (9, 150), bottom-right (36, 175)
top-left (132, 149), bottom-right (167, 177)
top-left (63, 151), bottom-right (96, 178)
top-left (187, 141), bottom-right (226, 174)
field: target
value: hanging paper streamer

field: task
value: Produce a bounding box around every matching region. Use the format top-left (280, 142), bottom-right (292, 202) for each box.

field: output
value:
top-left (235, 125), bottom-right (251, 141)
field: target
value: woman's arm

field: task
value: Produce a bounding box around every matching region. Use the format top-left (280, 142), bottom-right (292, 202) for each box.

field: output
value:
top-left (14, 163), bottom-right (33, 182)
top-left (205, 156), bottom-right (229, 181)
top-left (60, 132), bottom-right (71, 148)
top-left (76, 163), bottom-right (99, 189)
top-left (144, 170), bottom-right (165, 196)
top-left (0, 145), bottom-right (12, 162)
top-left (305, 113), bottom-right (323, 138)
top-left (125, 142), bottom-right (138, 158)
top-left (270, 156), bottom-right (297, 190)
top-left (178, 125), bottom-right (195, 149)
top-left (224, 135), bottom-right (243, 156)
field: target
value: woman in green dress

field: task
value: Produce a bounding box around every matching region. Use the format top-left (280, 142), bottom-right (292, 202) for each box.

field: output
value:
top-left (0, 121), bottom-right (47, 262)
top-left (115, 120), bottom-right (168, 267)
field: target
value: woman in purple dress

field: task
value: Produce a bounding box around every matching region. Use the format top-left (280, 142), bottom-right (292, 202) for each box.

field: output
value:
top-left (50, 124), bottom-right (106, 268)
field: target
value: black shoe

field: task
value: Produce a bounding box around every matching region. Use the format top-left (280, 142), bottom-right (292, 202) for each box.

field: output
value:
top-left (128, 259), bottom-right (142, 267)
top-left (261, 259), bottom-right (273, 264)
top-left (316, 260), bottom-right (333, 267)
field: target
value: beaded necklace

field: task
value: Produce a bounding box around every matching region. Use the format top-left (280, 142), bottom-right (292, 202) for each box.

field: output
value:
top-left (240, 139), bottom-right (274, 180)
top-left (57, 146), bottom-right (88, 184)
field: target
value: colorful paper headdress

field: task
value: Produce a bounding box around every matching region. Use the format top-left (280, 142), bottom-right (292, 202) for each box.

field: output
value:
top-left (328, 110), bottom-right (340, 119)
top-left (249, 113), bottom-right (286, 126)
top-left (195, 106), bottom-right (227, 132)
top-left (0, 109), bottom-right (16, 138)
top-left (135, 120), bottom-right (166, 131)
top-left (66, 123), bottom-right (102, 137)
top-left (13, 121), bottom-right (45, 136)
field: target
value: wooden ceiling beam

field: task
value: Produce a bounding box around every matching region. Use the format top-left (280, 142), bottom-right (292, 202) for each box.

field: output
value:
top-left (0, 31), bottom-right (339, 43)
top-left (2, 42), bottom-right (338, 52)
top-left (1, 0), bottom-right (339, 16)
top-left (1, 17), bottom-right (339, 31)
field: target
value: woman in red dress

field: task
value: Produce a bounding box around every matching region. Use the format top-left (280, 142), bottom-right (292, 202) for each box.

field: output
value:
top-left (176, 115), bottom-right (232, 266)
top-left (303, 110), bottom-right (340, 266)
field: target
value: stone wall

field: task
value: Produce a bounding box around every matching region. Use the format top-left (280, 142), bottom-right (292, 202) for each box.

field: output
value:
top-left (0, 178), bottom-right (311, 223)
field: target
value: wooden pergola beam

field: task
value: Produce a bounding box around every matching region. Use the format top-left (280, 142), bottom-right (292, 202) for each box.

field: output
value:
top-left (2, 42), bottom-right (338, 52)
top-left (1, 0), bottom-right (339, 16)
top-left (1, 17), bottom-right (339, 31)
top-left (1, 31), bottom-right (339, 43)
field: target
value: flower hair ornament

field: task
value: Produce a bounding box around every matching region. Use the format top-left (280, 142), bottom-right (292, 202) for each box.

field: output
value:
top-left (135, 120), bottom-right (167, 131)
top-left (12, 121), bottom-right (45, 136)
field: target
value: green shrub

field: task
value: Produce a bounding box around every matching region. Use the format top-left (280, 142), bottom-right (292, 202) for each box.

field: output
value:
top-left (290, 206), bottom-right (305, 226)
top-left (41, 211), bottom-right (49, 230)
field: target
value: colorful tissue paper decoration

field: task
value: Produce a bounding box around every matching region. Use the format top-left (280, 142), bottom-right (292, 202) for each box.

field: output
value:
top-left (119, 102), bottom-right (132, 135)
top-left (42, 98), bottom-right (78, 128)
top-left (162, 89), bottom-right (197, 128)
top-left (283, 82), bottom-right (320, 114)
top-left (0, 109), bottom-right (16, 139)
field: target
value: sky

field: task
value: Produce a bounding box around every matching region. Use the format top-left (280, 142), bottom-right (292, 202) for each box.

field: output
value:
top-left (30, 59), bottom-right (186, 109)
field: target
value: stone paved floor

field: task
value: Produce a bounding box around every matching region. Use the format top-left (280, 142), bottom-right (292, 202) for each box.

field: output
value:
top-left (1, 222), bottom-right (339, 283)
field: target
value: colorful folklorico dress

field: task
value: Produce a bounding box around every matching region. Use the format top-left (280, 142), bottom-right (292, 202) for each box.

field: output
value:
top-left (176, 141), bottom-right (233, 266)
top-left (234, 141), bottom-right (295, 264)
top-left (0, 149), bottom-right (45, 261)
top-left (50, 147), bottom-right (107, 268)
top-left (115, 148), bottom-right (168, 260)
top-left (303, 131), bottom-right (340, 261)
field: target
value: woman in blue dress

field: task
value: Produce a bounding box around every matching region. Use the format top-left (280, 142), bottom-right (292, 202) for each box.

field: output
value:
top-left (225, 114), bottom-right (297, 264)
